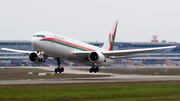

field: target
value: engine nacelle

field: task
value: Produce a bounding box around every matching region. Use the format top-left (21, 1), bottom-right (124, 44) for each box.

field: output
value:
top-left (29, 52), bottom-right (45, 64)
top-left (88, 51), bottom-right (106, 63)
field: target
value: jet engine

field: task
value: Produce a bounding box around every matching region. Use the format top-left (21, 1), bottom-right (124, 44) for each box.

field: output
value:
top-left (29, 52), bottom-right (45, 64)
top-left (88, 51), bottom-right (106, 63)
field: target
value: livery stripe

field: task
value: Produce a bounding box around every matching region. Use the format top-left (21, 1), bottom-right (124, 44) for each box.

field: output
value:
top-left (109, 21), bottom-right (118, 51)
top-left (40, 38), bottom-right (95, 51)
top-left (41, 38), bottom-right (113, 61)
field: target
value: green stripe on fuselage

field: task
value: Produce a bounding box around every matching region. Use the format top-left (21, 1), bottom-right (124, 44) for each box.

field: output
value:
top-left (42, 40), bottom-right (87, 51)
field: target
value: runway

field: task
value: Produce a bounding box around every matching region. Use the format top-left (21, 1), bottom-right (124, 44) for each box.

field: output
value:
top-left (0, 67), bottom-right (180, 85)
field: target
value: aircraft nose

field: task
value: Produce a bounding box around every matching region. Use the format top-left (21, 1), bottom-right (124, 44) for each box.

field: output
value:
top-left (31, 37), bottom-right (41, 50)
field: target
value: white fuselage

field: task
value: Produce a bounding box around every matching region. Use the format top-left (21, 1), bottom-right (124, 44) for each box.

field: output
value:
top-left (31, 31), bottom-right (115, 67)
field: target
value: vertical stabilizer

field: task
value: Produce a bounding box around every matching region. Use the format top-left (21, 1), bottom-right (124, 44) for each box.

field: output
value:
top-left (102, 21), bottom-right (118, 51)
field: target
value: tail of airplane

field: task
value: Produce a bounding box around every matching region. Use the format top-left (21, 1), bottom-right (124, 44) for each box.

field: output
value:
top-left (102, 21), bottom-right (118, 51)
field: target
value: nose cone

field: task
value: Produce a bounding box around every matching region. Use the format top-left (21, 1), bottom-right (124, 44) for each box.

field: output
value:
top-left (31, 37), bottom-right (42, 51)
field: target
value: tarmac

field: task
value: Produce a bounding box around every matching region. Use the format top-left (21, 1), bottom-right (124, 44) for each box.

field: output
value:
top-left (0, 66), bottom-right (180, 85)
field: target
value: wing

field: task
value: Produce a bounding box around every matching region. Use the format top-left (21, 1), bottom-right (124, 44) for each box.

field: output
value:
top-left (72, 46), bottom-right (177, 59)
top-left (1, 48), bottom-right (35, 55)
top-left (102, 46), bottom-right (177, 57)
top-left (110, 55), bottom-right (148, 59)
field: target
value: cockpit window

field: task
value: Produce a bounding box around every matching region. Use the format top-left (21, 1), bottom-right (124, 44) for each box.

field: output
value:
top-left (33, 35), bottom-right (45, 38)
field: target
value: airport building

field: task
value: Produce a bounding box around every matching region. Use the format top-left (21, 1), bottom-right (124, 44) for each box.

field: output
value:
top-left (0, 40), bottom-right (180, 66)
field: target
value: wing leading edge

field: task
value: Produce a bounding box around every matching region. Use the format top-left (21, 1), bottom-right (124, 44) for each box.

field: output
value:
top-left (72, 46), bottom-right (177, 59)
top-left (1, 48), bottom-right (35, 55)
top-left (102, 46), bottom-right (177, 57)
top-left (2, 46), bottom-right (177, 60)
top-left (1, 48), bottom-right (49, 59)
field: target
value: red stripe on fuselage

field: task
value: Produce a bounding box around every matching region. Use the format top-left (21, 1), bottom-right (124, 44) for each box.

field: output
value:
top-left (40, 38), bottom-right (95, 51)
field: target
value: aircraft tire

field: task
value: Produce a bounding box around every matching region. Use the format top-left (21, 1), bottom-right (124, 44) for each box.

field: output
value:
top-left (61, 67), bottom-right (64, 72)
top-left (55, 68), bottom-right (58, 73)
top-left (96, 67), bottom-right (99, 72)
top-left (90, 68), bottom-right (93, 73)
top-left (58, 68), bottom-right (62, 73)
top-left (94, 69), bottom-right (97, 73)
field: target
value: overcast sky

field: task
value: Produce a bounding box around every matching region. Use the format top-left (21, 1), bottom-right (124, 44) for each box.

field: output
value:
top-left (0, 0), bottom-right (180, 43)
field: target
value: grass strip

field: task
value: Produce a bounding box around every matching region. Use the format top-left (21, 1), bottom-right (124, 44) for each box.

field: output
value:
top-left (0, 81), bottom-right (180, 101)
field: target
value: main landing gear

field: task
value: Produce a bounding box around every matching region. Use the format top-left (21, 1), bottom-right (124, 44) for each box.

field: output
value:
top-left (54, 58), bottom-right (64, 73)
top-left (89, 63), bottom-right (99, 73)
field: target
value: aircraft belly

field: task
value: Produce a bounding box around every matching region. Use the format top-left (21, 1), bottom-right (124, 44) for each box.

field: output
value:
top-left (37, 41), bottom-right (115, 67)
top-left (39, 42), bottom-right (58, 56)
top-left (53, 43), bottom-right (72, 58)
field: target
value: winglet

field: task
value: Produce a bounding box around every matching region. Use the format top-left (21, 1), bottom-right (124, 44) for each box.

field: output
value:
top-left (102, 21), bottom-right (118, 51)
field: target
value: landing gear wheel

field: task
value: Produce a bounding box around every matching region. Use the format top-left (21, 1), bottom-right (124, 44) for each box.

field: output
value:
top-left (61, 67), bottom-right (64, 72)
top-left (89, 63), bottom-right (99, 73)
top-left (90, 68), bottom-right (93, 73)
top-left (94, 69), bottom-right (97, 73)
top-left (89, 67), bottom-right (99, 73)
top-left (58, 68), bottom-right (61, 73)
top-left (54, 58), bottom-right (65, 73)
top-left (55, 68), bottom-right (58, 73)
top-left (96, 67), bottom-right (99, 72)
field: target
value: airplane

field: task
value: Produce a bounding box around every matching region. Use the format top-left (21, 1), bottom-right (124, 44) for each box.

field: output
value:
top-left (1, 21), bottom-right (177, 73)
